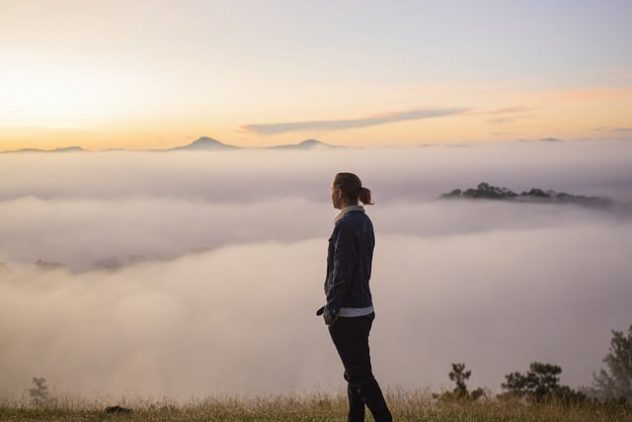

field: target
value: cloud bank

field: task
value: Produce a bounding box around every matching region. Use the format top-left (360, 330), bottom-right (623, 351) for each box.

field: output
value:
top-left (1, 140), bottom-right (631, 399)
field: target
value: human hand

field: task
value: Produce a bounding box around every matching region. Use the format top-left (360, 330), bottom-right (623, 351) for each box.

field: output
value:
top-left (323, 308), bottom-right (338, 325)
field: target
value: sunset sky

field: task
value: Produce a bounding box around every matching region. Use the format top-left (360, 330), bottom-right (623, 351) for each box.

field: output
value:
top-left (1, 0), bottom-right (631, 151)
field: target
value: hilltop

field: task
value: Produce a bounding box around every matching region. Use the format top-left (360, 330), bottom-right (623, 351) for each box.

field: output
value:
top-left (440, 182), bottom-right (612, 208)
top-left (1, 146), bottom-right (86, 154)
top-left (267, 139), bottom-right (340, 150)
top-left (167, 137), bottom-right (239, 151)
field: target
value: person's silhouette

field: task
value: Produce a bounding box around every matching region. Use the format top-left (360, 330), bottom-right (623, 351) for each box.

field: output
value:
top-left (317, 172), bottom-right (393, 422)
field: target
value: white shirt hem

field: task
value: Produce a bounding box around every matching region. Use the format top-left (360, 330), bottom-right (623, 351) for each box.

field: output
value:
top-left (338, 306), bottom-right (374, 317)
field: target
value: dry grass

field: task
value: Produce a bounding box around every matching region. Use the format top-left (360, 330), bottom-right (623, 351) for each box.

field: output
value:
top-left (1, 389), bottom-right (630, 421)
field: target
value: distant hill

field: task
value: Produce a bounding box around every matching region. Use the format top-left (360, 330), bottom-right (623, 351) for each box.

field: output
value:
top-left (144, 137), bottom-right (339, 151)
top-left (440, 182), bottom-right (611, 208)
top-left (167, 137), bottom-right (240, 151)
top-left (0, 137), bottom-right (343, 153)
top-left (516, 137), bottom-right (563, 143)
top-left (2, 146), bottom-right (86, 154)
top-left (54, 146), bottom-right (85, 152)
top-left (268, 139), bottom-right (341, 150)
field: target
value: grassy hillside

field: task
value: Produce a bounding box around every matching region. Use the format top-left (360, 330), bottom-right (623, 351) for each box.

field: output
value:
top-left (1, 390), bottom-right (630, 421)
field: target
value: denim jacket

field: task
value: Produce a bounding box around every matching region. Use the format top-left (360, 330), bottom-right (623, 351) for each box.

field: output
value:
top-left (323, 206), bottom-right (375, 319)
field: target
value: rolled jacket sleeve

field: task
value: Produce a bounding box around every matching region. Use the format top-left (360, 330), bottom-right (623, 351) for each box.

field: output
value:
top-left (324, 221), bottom-right (358, 318)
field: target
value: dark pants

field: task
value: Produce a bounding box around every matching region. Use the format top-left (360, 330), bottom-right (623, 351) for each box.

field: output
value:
top-left (328, 312), bottom-right (393, 422)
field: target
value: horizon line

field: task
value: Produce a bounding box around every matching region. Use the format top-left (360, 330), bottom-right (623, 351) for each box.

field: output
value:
top-left (2, 137), bottom-right (631, 154)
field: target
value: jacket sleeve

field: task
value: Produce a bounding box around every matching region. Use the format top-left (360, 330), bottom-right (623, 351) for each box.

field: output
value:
top-left (324, 222), bottom-right (358, 318)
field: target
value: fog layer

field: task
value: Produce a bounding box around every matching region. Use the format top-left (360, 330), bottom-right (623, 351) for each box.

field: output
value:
top-left (1, 140), bottom-right (631, 398)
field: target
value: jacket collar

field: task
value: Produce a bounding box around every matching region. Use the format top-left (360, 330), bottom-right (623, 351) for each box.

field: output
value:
top-left (334, 205), bottom-right (365, 224)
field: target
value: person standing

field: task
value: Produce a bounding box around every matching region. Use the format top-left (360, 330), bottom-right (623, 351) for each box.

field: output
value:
top-left (317, 172), bottom-right (393, 422)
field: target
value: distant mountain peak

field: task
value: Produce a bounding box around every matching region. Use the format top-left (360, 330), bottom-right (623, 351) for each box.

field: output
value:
top-left (53, 146), bottom-right (85, 152)
top-left (191, 136), bottom-right (221, 145)
top-left (298, 139), bottom-right (323, 147)
top-left (172, 137), bottom-right (238, 150)
top-left (270, 139), bottom-right (340, 149)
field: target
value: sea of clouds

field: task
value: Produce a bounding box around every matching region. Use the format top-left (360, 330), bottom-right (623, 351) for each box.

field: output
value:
top-left (1, 140), bottom-right (631, 400)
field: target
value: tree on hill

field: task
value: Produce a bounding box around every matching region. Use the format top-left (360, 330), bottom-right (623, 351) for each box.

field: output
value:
top-left (592, 324), bottom-right (632, 404)
top-left (29, 377), bottom-right (48, 406)
top-left (433, 363), bottom-right (485, 402)
top-left (500, 362), bottom-right (586, 404)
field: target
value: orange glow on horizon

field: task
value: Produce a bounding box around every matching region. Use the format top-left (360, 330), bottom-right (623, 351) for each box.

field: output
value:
top-left (1, 85), bottom-right (631, 152)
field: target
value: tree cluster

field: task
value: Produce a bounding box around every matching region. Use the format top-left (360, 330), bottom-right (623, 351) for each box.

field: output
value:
top-left (499, 362), bottom-right (587, 404)
top-left (433, 324), bottom-right (632, 408)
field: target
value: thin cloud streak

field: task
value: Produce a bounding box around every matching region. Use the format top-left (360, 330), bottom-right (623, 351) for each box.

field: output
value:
top-left (594, 127), bottom-right (632, 133)
top-left (242, 108), bottom-right (468, 135)
top-left (488, 113), bottom-right (535, 125)
top-left (466, 105), bottom-right (539, 118)
top-left (483, 106), bottom-right (538, 115)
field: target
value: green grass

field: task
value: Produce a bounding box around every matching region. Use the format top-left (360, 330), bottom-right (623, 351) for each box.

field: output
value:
top-left (1, 389), bottom-right (630, 421)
